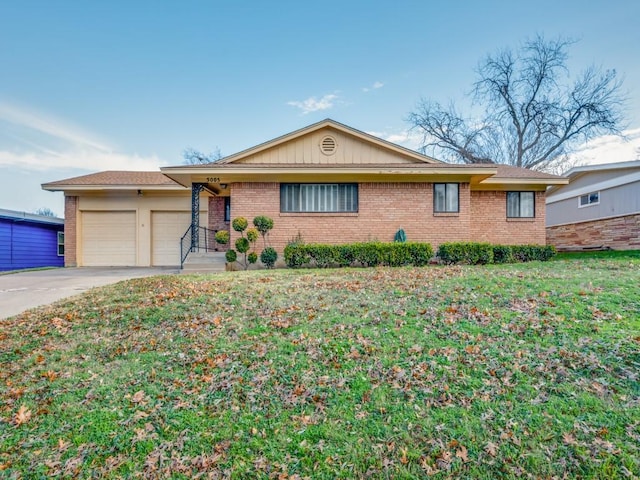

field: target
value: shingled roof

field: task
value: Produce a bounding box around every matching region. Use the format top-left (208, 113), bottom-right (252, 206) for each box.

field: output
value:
top-left (42, 171), bottom-right (185, 191)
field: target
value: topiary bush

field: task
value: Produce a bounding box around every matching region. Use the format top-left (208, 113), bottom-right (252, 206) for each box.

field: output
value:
top-left (214, 230), bottom-right (230, 245)
top-left (232, 217), bottom-right (248, 232)
top-left (253, 216), bottom-right (274, 247)
top-left (260, 247), bottom-right (278, 269)
top-left (225, 249), bottom-right (237, 263)
top-left (246, 227), bottom-right (259, 243)
top-left (247, 252), bottom-right (258, 264)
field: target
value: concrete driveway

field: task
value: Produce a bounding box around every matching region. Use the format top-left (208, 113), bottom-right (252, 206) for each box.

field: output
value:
top-left (0, 267), bottom-right (178, 319)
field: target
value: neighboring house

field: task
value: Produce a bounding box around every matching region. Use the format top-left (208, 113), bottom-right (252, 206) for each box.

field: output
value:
top-left (546, 160), bottom-right (640, 251)
top-left (43, 119), bottom-right (566, 267)
top-left (0, 209), bottom-right (65, 271)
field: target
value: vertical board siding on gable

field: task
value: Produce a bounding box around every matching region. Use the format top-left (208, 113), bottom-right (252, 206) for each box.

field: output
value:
top-left (0, 219), bottom-right (64, 271)
top-left (234, 129), bottom-right (420, 165)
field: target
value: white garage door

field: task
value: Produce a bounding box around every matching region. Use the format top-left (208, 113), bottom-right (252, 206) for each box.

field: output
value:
top-left (151, 211), bottom-right (206, 266)
top-left (81, 211), bottom-right (136, 266)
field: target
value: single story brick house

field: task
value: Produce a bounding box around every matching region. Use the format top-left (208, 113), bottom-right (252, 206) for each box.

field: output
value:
top-left (546, 160), bottom-right (640, 250)
top-left (0, 208), bottom-right (65, 271)
top-left (43, 119), bottom-right (566, 267)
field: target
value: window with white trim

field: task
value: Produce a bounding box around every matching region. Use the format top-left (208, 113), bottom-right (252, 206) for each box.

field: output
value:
top-left (280, 184), bottom-right (358, 213)
top-left (57, 231), bottom-right (65, 256)
top-left (579, 191), bottom-right (600, 207)
top-left (433, 183), bottom-right (459, 213)
top-left (507, 192), bottom-right (535, 218)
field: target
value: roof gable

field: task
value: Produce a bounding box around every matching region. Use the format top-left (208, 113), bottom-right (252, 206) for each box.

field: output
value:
top-left (217, 119), bottom-right (440, 166)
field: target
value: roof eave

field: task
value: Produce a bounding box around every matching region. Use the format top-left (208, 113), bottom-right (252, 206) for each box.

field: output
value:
top-left (42, 184), bottom-right (187, 192)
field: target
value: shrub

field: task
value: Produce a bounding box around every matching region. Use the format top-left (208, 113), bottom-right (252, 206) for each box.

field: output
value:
top-left (235, 237), bottom-right (250, 254)
top-left (284, 243), bottom-right (310, 268)
top-left (284, 241), bottom-right (434, 269)
top-left (492, 245), bottom-right (514, 264)
top-left (438, 242), bottom-right (555, 264)
top-left (246, 228), bottom-right (259, 243)
top-left (335, 244), bottom-right (355, 267)
top-left (260, 247), bottom-right (278, 269)
top-left (253, 216), bottom-right (274, 235)
top-left (214, 230), bottom-right (230, 245)
top-left (225, 249), bottom-right (237, 263)
top-left (248, 252), bottom-right (258, 264)
top-left (352, 242), bottom-right (383, 267)
top-left (232, 217), bottom-right (248, 232)
top-left (511, 244), bottom-right (556, 262)
top-left (306, 244), bottom-right (338, 268)
top-left (437, 242), bottom-right (494, 265)
top-left (407, 242), bottom-right (433, 266)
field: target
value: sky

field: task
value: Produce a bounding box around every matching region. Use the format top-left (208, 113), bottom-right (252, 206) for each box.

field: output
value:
top-left (1, 1), bottom-right (639, 218)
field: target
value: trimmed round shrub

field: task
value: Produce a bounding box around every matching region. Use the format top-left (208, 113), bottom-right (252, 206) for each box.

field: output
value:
top-left (232, 217), bottom-right (248, 232)
top-left (253, 215), bottom-right (274, 234)
top-left (260, 247), bottom-right (278, 269)
top-left (246, 227), bottom-right (259, 243)
top-left (248, 252), bottom-right (258, 264)
top-left (214, 230), bottom-right (230, 245)
top-left (235, 237), bottom-right (250, 253)
top-left (225, 249), bottom-right (237, 263)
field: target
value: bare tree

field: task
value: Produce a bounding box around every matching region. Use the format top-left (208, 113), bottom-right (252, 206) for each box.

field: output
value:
top-left (182, 147), bottom-right (223, 165)
top-left (34, 207), bottom-right (57, 217)
top-left (407, 35), bottom-right (626, 171)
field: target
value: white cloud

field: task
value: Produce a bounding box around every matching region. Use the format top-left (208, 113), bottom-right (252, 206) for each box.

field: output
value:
top-left (567, 128), bottom-right (640, 166)
top-left (287, 94), bottom-right (338, 114)
top-left (0, 101), bottom-right (111, 152)
top-left (362, 81), bottom-right (384, 92)
top-left (0, 101), bottom-right (165, 172)
top-left (367, 129), bottom-right (423, 152)
top-left (0, 149), bottom-right (162, 172)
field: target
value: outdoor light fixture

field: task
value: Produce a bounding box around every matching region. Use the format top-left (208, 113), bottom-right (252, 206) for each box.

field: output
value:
top-left (219, 184), bottom-right (227, 189)
top-left (137, 189), bottom-right (143, 197)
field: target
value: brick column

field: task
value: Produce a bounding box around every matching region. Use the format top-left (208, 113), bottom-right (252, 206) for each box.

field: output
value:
top-left (64, 196), bottom-right (78, 267)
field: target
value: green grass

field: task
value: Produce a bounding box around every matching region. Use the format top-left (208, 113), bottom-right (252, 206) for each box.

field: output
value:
top-left (1, 252), bottom-right (639, 478)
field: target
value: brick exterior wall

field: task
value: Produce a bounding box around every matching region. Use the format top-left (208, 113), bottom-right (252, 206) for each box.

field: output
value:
top-left (208, 196), bottom-right (230, 251)
top-left (470, 191), bottom-right (546, 245)
top-left (64, 195), bottom-right (78, 267)
top-left (546, 213), bottom-right (640, 251)
top-left (228, 183), bottom-right (547, 253)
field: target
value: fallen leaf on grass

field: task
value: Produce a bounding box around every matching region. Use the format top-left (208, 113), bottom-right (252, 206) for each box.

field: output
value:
top-left (131, 390), bottom-right (147, 404)
top-left (562, 432), bottom-right (577, 445)
top-left (484, 441), bottom-right (498, 457)
top-left (456, 445), bottom-right (469, 462)
top-left (14, 405), bottom-right (32, 426)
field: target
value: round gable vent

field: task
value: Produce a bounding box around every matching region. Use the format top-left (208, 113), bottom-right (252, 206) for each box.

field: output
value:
top-left (320, 135), bottom-right (337, 155)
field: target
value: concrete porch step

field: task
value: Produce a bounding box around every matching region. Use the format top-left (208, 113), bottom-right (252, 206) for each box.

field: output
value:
top-left (181, 252), bottom-right (227, 274)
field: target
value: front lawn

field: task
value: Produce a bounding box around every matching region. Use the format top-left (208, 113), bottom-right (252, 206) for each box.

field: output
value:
top-left (1, 253), bottom-right (639, 478)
